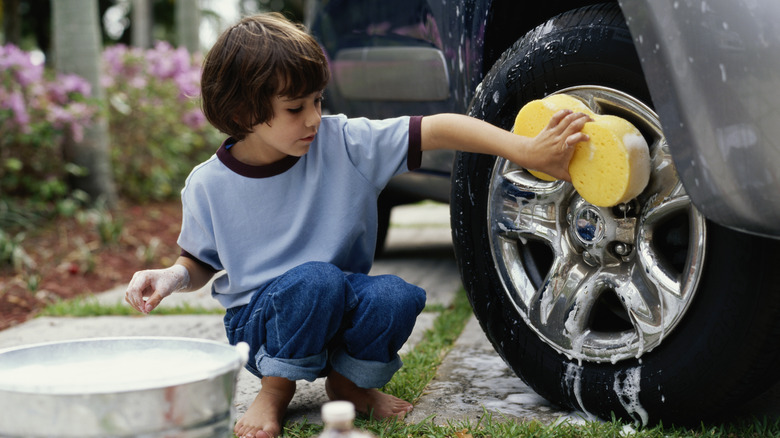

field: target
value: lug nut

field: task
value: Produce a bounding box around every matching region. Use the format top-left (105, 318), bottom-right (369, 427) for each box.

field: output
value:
top-left (613, 200), bottom-right (639, 217)
top-left (582, 250), bottom-right (597, 266)
top-left (613, 242), bottom-right (633, 256)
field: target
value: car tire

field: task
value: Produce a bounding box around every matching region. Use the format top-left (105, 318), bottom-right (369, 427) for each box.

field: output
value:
top-left (451, 3), bottom-right (780, 426)
top-left (375, 192), bottom-right (393, 257)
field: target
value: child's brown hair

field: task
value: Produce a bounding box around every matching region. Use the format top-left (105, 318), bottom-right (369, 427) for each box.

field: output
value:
top-left (201, 13), bottom-right (330, 140)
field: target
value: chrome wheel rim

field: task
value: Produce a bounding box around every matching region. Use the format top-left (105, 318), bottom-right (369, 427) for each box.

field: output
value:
top-left (487, 86), bottom-right (706, 363)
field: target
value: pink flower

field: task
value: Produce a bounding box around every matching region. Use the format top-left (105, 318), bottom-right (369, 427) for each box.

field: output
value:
top-left (70, 123), bottom-right (85, 143)
top-left (98, 41), bottom-right (216, 135)
top-left (1, 44), bottom-right (94, 139)
top-left (129, 76), bottom-right (148, 89)
top-left (182, 108), bottom-right (206, 129)
top-left (48, 74), bottom-right (92, 104)
top-left (0, 44), bottom-right (43, 87)
top-left (174, 68), bottom-right (201, 100)
top-left (6, 90), bottom-right (30, 130)
top-left (46, 105), bottom-right (71, 128)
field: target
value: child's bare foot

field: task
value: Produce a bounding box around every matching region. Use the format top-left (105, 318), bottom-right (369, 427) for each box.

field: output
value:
top-left (325, 370), bottom-right (413, 419)
top-left (234, 376), bottom-right (295, 438)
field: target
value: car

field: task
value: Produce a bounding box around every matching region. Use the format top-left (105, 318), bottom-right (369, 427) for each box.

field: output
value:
top-left (308, 0), bottom-right (780, 426)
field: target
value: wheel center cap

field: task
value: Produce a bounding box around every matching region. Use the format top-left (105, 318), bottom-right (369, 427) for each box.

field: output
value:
top-left (574, 207), bottom-right (605, 245)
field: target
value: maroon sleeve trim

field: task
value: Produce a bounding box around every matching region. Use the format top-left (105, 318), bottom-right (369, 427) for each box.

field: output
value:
top-left (180, 249), bottom-right (219, 273)
top-left (407, 115), bottom-right (423, 171)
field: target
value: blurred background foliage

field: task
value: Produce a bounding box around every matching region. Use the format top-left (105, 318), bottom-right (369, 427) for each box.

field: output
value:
top-left (0, 0), bottom-right (305, 225)
top-left (101, 41), bottom-right (220, 202)
top-left (0, 0), bottom-right (308, 271)
top-left (2, 1), bottom-right (306, 56)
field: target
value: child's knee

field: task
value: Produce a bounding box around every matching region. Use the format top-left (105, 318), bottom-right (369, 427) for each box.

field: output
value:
top-left (407, 282), bottom-right (427, 313)
top-left (387, 276), bottom-right (426, 313)
top-left (364, 276), bottom-right (426, 320)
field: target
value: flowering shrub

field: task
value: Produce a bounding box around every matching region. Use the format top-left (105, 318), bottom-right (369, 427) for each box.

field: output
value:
top-left (0, 44), bottom-right (96, 202)
top-left (102, 42), bottom-right (221, 202)
top-left (0, 42), bottom-right (221, 210)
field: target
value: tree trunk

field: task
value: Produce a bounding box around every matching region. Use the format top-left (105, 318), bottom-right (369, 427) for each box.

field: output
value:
top-left (176, 0), bottom-right (200, 53)
top-left (131, 0), bottom-right (153, 49)
top-left (2, 0), bottom-right (21, 45)
top-left (51, 0), bottom-right (117, 207)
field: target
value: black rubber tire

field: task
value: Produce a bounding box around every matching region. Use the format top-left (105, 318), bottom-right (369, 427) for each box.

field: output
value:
top-left (375, 192), bottom-right (393, 257)
top-left (451, 3), bottom-right (780, 426)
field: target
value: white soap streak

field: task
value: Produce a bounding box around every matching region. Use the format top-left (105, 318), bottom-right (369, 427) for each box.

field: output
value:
top-left (613, 366), bottom-right (649, 426)
top-left (564, 362), bottom-right (597, 421)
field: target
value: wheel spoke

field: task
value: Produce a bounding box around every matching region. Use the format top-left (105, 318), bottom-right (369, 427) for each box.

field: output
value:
top-left (532, 258), bottom-right (585, 326)
top-left (491, 168), bottom-right (570, 246)
top-left (609, 270), bottom-right (665, 354)
top-left (642, 137), bottom-right (684, 203)
top-left (528, 252), bottom-right (597, 354)
top-left (637, 194), bottom-right (689, 298)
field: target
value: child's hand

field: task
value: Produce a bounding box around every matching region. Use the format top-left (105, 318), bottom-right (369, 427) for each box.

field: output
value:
top-left (125, 264), bottom-right (190, 314)
top-left (527, 110), bottom-right (592, 181)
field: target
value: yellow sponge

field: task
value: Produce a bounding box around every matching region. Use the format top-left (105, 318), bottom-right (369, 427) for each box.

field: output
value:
top-left (513, 94), bottom-right (650, 207)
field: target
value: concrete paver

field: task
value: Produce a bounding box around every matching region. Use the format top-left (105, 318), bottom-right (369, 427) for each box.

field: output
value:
top-left (407, 316), bottom-right (575, 426)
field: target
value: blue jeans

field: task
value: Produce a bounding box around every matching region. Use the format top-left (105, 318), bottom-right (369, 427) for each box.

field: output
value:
top-left (223, 261), bottom-right (426, 388)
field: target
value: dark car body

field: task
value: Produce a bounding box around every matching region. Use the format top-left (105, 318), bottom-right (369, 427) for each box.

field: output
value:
top-left (308, 0), bottom-right (780, 239)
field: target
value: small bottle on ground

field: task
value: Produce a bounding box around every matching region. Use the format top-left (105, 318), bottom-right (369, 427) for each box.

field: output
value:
top-left (316, 401), bottom-right (377, 438)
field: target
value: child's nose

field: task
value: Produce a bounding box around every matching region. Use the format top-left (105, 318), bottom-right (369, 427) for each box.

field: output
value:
top-left (305, 106), bottom-right (321, 128)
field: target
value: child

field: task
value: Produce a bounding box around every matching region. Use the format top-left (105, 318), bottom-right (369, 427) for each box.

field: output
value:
top-left (124, 12), bottom-right (590, 438)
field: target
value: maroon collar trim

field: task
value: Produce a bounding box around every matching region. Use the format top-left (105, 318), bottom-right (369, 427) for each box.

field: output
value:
top-left (216, 137), bottom-right (300, 178)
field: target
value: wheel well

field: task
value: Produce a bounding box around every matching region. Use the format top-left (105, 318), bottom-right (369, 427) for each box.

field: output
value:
top-left (482, 0), bottom-right (619, 76)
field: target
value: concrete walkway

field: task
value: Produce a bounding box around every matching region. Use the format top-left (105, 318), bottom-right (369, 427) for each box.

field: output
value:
top-left (0, 203), bottom-right (579, 428)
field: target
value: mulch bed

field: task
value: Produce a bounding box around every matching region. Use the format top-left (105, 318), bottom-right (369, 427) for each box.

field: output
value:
top-left (0, 200), bottom-right (183, 331)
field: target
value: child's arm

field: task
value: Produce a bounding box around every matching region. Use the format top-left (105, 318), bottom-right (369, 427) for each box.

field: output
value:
top-left (125, 256), bottom-right (215, 314)
top-left (420, 110), bottom-right (590, 182)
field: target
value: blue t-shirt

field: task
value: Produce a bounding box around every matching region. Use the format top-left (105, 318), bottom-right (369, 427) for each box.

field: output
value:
top-left (178, 114), bottom-right (422, 308)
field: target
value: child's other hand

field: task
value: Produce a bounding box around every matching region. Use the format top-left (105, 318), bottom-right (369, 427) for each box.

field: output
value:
top-left (125, 264), bottom-right (190, 314)
top-left (527, 109), bottom-right (591, 182)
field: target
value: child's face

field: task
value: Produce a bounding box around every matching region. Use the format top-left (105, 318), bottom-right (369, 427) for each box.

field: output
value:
top-left (245, 91), bottom-right (323, 163)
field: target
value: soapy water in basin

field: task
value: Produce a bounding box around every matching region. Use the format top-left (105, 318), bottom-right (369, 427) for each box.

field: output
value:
top-left (0, 347), bottom-right (233, 394)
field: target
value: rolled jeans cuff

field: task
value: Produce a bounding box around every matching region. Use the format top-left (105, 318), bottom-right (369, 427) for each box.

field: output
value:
top-left (330, 348), bottom-right (402, 388)
top-left (256, 345), bottom-right (326, 382)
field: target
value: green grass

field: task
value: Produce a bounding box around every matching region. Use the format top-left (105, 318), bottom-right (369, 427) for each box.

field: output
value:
top-left (40, 291), bottom-right (780, 437)
top-left (347, 414), bottom-right (780, 438)
top-left (382, 287), bottom-right (474, 403)
top-left (265, 413), bottom-right (780, 438)
top-left (38, 296), bottom-right (223, 317)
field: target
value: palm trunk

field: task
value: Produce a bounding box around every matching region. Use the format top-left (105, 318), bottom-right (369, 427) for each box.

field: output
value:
top-left (51, 0), bottom-right (117, 207)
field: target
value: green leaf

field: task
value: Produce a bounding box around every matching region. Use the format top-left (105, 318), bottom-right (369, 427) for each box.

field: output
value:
top-left (5, 158), bottom-right (23, 171)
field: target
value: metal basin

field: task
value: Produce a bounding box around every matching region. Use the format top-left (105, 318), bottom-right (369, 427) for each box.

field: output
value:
top-left (0, 337), bottom-right (249, 437)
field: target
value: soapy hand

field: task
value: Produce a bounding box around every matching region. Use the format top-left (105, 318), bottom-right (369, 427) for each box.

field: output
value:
top-left (125, 264), bottom-right (190, 314)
